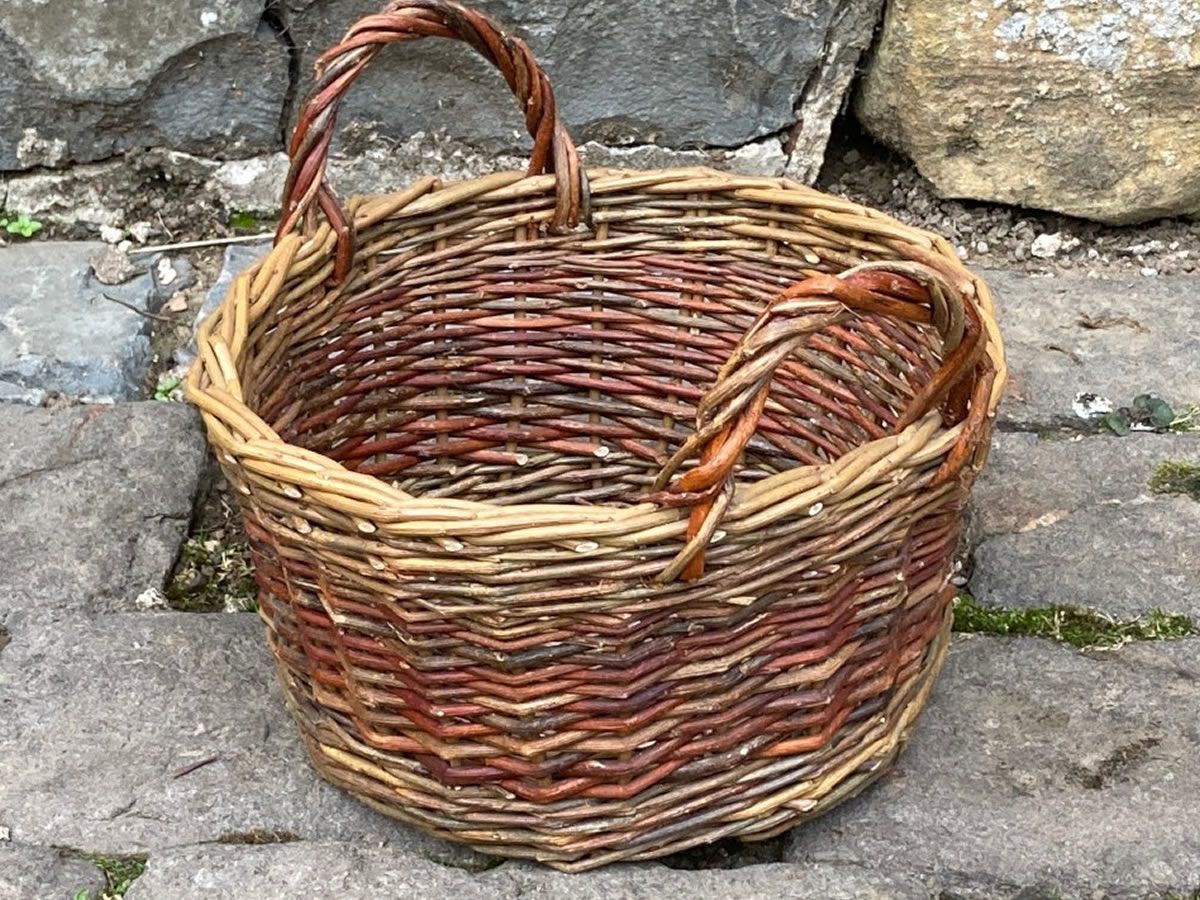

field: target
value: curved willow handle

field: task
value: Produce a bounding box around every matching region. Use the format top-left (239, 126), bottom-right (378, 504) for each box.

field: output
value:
top-left (652, 262), bottom-right (986, 583)
top-left (279, 0), bottom-right (588, 282)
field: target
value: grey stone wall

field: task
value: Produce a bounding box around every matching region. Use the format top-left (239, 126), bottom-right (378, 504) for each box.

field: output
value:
top-left (6, 0), bottom-right (1198, 224)
top-left (3, 0), bottom-right (884, 177)
top-left (288, 0), bottom-right (839, 149)
top-left (1, 0), bottom-right (289, 170)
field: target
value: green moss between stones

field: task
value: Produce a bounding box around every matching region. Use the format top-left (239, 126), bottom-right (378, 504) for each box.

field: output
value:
top-left (227, 210), bottom-right (262, 232)
top-left (165, 532), bottom-right (256, 613)
top-left (953, 594), bottom-right (1195, 649)
top-left (215, 830), bottom-right (301, 845)
top-left (78, 853), bottom-right (147, 899)
top-left (1149, 460), bottom-right (1200, 501)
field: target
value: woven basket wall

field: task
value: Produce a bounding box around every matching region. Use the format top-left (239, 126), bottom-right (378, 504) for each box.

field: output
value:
top-left (187, 0), bottom-right (1007, 872)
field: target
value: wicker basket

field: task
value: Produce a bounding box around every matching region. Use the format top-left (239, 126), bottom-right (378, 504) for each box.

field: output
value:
top-left (187, 0), bottom-right (1006, 871)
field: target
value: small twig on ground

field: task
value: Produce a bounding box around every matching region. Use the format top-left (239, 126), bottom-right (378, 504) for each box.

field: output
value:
top-left (101, 294), bottom-right (174, 322)
top-left (172, 755), bottom-right (221, 779)
top-left (155, 211), bottom-right (176, 242)
top-left (127, 233), bottom-right (274, 256)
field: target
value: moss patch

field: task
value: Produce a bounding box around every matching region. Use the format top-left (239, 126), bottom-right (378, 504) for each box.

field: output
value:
top-left (953, 594), bottom-right (1195, 649)
top-left (77, 853), bottom-right (147, 899)
top-left (165, 531), bottom-right (256, 612)
top-left (1149, 460), bottom-right (1200, 501)
top-left (227, 210), bottom-right (263, 232)
top-left (215, 830), bottom-right (301, 845)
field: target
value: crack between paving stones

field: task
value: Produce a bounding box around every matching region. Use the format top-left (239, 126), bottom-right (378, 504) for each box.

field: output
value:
top-left (141, 511), bottom-right (191, 524)
top-left (104, 798), bottom-right (138, 821)
top-left (0, 456), bottom-right (103, 492)
top-left (261, 0), bottom-right (302, 148)
top-left (785, 23), bottom-right (838, 166)
top-left (1087, 645), bottom-right (1200, 683)
top-left (59, 848), bottom-right (149, 896)
top-left (783, 0), bottom-right (886, 180)
top-left (996, 419), bottom-right (1108, 436)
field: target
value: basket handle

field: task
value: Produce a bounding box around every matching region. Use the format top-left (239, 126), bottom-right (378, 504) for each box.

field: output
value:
top-left (278, 0), bottom-right (588, 282)
top-left (650, 262), bottom-right (986, 583)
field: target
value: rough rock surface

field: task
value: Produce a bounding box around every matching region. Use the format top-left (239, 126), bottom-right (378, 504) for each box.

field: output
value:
top-left (287, 0), bottom-right (884, 160)
top-left (0, 612), bottom-right (487, 870)
top-left (969, 431), bottom-right (1200, 619)
top-left (787, 635), bottom-right (1200, 897)
top-left (857, 0), bottom-right (1200, 223)
top-left (0, 0), bottom-right (288, 170)
top-left (0, 403), bottom-right (207, 615)
top-left (784, 0), bottom-right (887, 183)
top-left (210, 136), bottom-right (790, 215)
top-left (0, 845), bottom-right (106, 900)
top-left (0, 242), bottom-right (183, 401)
top-left (818, 120), bottom-right (1200, 278)
top-left (988, 270), bottom-right (1200, 430)
top-left (126, 843), bottom-right (928, 899)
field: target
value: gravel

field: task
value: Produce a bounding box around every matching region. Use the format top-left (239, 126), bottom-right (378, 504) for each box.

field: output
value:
top-left (817, 121), bottom-right (1200, 277)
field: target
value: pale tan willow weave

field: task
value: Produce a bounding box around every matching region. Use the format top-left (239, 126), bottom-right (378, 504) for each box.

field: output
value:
top-left (187, 0), bottom-right (1007, 871)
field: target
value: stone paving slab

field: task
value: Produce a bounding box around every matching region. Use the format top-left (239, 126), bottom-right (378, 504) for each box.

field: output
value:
top-left (0, 844), bottom-right (105, 900)
top-left (988, 270), bottom-right (1200, 429)
top-left (0, 242), bottom-right (184, 402)
top-left (0, 402), bottom-right (206, 616)
top-left (9, 612), bottom-right (1195, 897)
top-left (786, 635), bottom-right (1200, 897)
top-left (125, 843), bottom-right (927, 900)
top-left (0, 612), bottom-right (487, 870)
top-left (969, 431), bottom-right (1200, 618)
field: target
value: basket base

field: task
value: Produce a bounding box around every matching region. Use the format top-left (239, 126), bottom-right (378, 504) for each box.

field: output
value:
top-left (271, 608), bottom-right (952, 872)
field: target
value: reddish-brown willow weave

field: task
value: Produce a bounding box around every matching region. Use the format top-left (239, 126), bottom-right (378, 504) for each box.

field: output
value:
top-left (187, 0), bottom-right (1006, 871)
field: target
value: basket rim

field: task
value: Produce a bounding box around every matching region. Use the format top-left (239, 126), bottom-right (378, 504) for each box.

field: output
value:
top-left (187, 167), bottom-right (1007, 524)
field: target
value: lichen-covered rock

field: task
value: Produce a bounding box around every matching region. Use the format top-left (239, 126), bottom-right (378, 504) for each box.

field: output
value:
top-left (0, 0), bottom-right (289, 170)
top-left (857, 0), bottom-right (1200, 223)
top-left (287, 0), bottom-right (883, 168)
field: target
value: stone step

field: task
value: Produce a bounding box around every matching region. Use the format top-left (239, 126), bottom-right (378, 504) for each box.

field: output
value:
top-left (123, 843), bottom-right (925, 900)
top-left (786, 634), bottom-right (1200, 897)
top-left (987, 269), bottom-right (1200, 430)
top-left (0, 401), bottom-right (206, 616)
top-left (0, 844), bottom-right (105, 900)
top-left (0, 242), bottom-right (191, 403)
top-left (0, 612), bottom-right (486, 871)
top-left (5, 606), bottom-right (1194, 896)
top-left (968, 430), bottom-right (1200, 619)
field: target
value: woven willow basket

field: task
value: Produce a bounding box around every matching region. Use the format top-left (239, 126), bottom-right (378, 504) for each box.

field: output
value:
top-left (187, 0), bottom-right (1006, 871)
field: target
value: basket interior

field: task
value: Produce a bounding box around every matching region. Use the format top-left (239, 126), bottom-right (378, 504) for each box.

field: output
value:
top-left (247, 236), bottom-right (945, 505)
